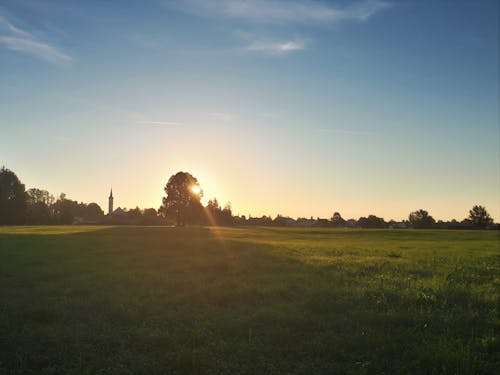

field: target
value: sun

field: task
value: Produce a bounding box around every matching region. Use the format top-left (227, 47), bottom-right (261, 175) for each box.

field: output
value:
top-left (191, 185), bottom-right (201, 195)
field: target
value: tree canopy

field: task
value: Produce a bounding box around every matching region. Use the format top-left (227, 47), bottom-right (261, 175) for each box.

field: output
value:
top-left (468, 205), bottom-right (493, 227)
top-left (0, 166), bottom-right (27, 225)
top-left (331, 212), bottom-right (345, 227)
top-left (358, 215), bottom-right (386, 228)
top-left (159, 172), bottom-right (204, 226)
top-left (408, 209), bottom-right (436, 229)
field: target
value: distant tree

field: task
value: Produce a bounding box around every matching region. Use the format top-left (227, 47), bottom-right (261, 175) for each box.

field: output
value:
top-left (27, 201), bottom-right (51, 224)
top-left (142, 208), bottom-right (159, 225)
top-left (331, 212), bottom-right (345, 228)
top-left (159, 172), bottom-right (204, 226)
top-left (273, 214), bottom-right (292, 226)
top-left (205, 198), bottom-right (234, 226)
top-left (26, 188), bottom-right (54, 206)
top-left (53, 193), bottom-right (80, 224)
top-left (247, 215), bottom-right (273, 226)
top-left (468, 205), bottom-right (493, 227)
top-left (220, 202), bottom-right (234, 226)
top-left (205, 198), bottom-right (221, 224)
top-left (408, 209), bottom-right (436, 229)
top-left (26, 188), bottom-right (54, 224)
top-left (126, 207), bottom-right (143, 224)
top-left (233, 215), bottom-right (247, 225)
top-left (0, 167), bottom-right (27, 225)
top-left (358, 215), bottom-right (386, 228)
top-left (85, 203), bottom-right (104, 222)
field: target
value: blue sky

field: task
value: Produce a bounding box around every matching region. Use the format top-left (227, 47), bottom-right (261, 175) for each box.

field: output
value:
top-left (1, 0), bottom-right (498, 221)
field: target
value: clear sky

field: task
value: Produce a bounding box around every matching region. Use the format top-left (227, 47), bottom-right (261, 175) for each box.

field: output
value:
top-left (1, 0), bottom-right (498, 221)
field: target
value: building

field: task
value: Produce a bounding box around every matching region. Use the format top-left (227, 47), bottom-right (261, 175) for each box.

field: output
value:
top-left (108, 188), bottom-right (113, 215)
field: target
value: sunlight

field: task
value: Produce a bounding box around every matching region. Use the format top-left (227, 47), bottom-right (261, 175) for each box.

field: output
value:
top-left (191, 185), bottom-right (201, 195)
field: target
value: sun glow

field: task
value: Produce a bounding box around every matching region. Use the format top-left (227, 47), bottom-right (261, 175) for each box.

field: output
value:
top-left (191, 185), bottom-right (201, 195)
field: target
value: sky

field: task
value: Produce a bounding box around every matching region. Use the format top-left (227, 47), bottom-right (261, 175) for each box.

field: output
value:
top-left (0, 0), bottom-right (498, 221)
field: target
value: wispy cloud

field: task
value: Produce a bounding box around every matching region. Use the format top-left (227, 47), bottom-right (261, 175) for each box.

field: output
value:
top-left (245, 38), bottom-right (306, 55)
top-left (0, 14), bottom-right (72, 64)
top-left (166, 0), bottom-right (391, 24)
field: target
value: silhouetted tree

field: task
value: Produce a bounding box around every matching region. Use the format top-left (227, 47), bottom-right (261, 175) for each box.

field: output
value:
top-left (53, 193), bottom-right (80, 224)
top-left (331, 212), bottom-right (345, 227)
top-left (205, 198), bottom-right (221, 225)
top-left (84, 203), bottom-right (104, 222)
top-left (247, 215), bottom-right (273, 226)
top-left (0, 167), bottom-right (27, 225)
top-left (408, 209), bottom-right (436, 229)
top-left (159, 172), bottom-right (204, 226)
top-left (205, 198), bottom-right (234, 226)
top-left (27, 201), bottom-right (51, 224)
top-left (273, 214), bottom-right (294, 226)
top-left (220, 202), bottom-right (234, 225)
top-left (358, 215), bottom-right (387, 228)
top-left (26, 188), bottom-right (54, 224)
top-left (27, 188), bottom-right (54, 206)
top-left (315, 218), bottom-right (330, 227)
top-left (126, 207), bottom-right (143, 223)
top-left (468, 205), bottom-right (493, 227)
top-left (142, 208), bottom-right (159, 225)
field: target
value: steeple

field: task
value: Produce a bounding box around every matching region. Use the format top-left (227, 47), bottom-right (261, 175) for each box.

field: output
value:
top-left (108, 188), bottom-right (114, 215)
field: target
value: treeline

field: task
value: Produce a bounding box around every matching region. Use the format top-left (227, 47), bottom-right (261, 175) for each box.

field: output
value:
top-left (237, 209), bottom-right (498, 229)
top-left (1, 167), bottom-right (497, 229)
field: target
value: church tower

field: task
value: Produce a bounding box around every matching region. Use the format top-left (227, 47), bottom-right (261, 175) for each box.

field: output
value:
top-left (108, 188), bottom-right (114, 215)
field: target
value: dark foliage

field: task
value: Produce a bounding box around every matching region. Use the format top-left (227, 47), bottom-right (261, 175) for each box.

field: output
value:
top-left (331, 212), bottom-right (346, 227)
top-left (358, 215), bottom-right (387, 228)
top-left (409, 209), bottom-right (436, 229)
top-left (0, 166), bottom-right (27, 225)
top-left (468, 205), bottom-right (493, 227)
top-left (205, 198), bottom-right (234, 226)
top-left (159, 172), bottom-right (204, 226)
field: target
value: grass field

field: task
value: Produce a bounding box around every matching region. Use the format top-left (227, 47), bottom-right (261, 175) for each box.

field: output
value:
top-left (0, 226), bottom-right (499, 374)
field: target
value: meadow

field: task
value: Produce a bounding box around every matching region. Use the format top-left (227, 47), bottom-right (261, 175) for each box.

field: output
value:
top-left (0, 226), bottom-right (499, 374)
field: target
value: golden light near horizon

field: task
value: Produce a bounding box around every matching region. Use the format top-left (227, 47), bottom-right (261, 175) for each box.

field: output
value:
top-left (191, 185), bottom-right (201, 195)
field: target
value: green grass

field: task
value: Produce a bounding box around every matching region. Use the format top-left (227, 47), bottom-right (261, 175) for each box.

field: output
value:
top-left (0, 226), bottom-right (499, 374)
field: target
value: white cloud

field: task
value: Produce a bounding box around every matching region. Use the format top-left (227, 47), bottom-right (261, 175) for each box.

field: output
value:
top-left (0, 14), bottom-right (72, 64)
top-left (245, 38), bottom-right (306, 55)
top-left (166, 0), bottom-right (390, 24)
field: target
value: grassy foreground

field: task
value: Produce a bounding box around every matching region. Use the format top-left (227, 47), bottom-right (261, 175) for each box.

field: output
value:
top-left (0, 226), bottom-right (499, 374)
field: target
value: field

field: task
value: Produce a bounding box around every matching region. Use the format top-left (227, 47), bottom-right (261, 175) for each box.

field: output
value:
top-left (0, 226), bottom-right (499, 374)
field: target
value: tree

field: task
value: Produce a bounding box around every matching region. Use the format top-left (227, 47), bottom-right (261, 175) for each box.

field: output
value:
top-left (53, 193), bottom-right (80, 224)
top-left (85, 203), bottom-right (104, 222)
top-left (0, 166), bottom-right (27, 225)
top-left (331, 212), bottom-right (345, 227)
top-left (159, 172), bottom-right (204, 226)
top-left (126, 207), bottom-right (143, 223)
top-left (205, 198), bottom-right (234, 226)
top-left (273, 214), bottom-right (292, 226)
top-left (468, 205), bottom-right (493, 227)
top-left (26, 188), bottom-right (54, 206)
top-left (358, 215), bottom-right (386, 228)
top-left (220, 202), bottom-right (234, 226)
top-left (408, 209), bottom-right (436, 229)
top-left (26, 188), bottom-right (54, 224)
top-left (142, 208), bottom-right (159, 225)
